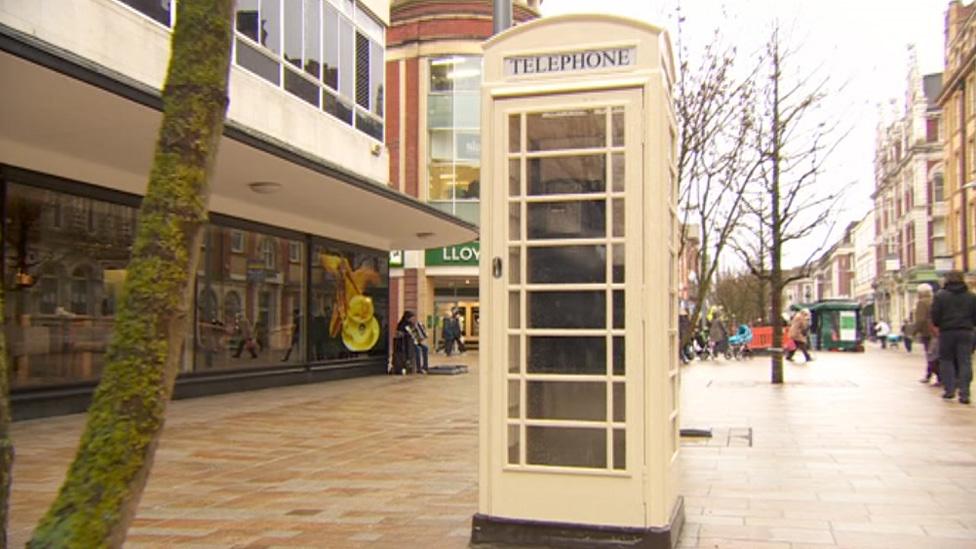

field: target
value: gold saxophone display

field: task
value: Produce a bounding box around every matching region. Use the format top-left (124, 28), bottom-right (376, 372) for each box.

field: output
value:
top-left (321, 253), bottom-right (382, 352)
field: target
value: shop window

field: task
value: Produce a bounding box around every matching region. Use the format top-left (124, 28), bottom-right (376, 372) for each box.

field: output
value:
top-left (4, 183), bottom-right (137, 389)
top-left (195, 227), bottom-right (304, 371)
top-left (230, 230), bottom-right (245, 252)
top-left (308, 243), bottom-right (388, 361)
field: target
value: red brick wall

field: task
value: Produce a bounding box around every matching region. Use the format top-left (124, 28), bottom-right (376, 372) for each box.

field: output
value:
top-left (404, 268), bottom-right (420, 313)
top-left (404, 57), bottom-right (420, 198)
top-left (386, 61), bottom-right (400, 190)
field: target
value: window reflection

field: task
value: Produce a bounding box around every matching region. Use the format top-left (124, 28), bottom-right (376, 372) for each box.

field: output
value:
top-left (195, 227), bottom-right (305, 370)
top-left (4, 184), bottom-right (137, 388)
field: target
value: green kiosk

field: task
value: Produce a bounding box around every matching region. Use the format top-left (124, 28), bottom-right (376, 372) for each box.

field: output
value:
top-left (792, 300), bottom-right (863, 352)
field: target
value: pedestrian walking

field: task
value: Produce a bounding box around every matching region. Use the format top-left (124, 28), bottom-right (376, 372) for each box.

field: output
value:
top-left (232, 313), bottom-right (259, 359)
top-left (901, 317), bottom-right (914, 353)
top-left (281, 308), bottom-right (301, 362)
top-left (785, 309), bottom-right (814, 363)
top-left (931, 271), bottom-right (976, 404)
top-left (875, 320), bottom-right (890, 349)
top-left (914, 284), bottom-right (939, 384)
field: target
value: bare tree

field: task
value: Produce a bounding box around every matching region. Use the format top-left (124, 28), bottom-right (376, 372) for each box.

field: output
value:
top-left (29, 0), bottom-right (235, 545)
top-left (734, 24), bottom-right (845, 384)
top-left (712, 268), bottom-right (767, 328)
top-left (674, 8), bottom-right (763, 345)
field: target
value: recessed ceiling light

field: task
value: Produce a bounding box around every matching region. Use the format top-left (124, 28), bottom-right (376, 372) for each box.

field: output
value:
top-left (416, 231), bottom-right (434, 239)
top-left (248, 181), bottom-right (282, 194)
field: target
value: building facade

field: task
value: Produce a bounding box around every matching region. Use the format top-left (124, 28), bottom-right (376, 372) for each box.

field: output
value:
top-left (873, 49), bottom-right (944, 330)
top-left (852, 210), bottom-right (877, 325)
top-left (939, 0), bottom-right (976, 275)
top-left (1, 0), bottom-right (474, 418)
top-left (385, 0), bottom-right (540, 349)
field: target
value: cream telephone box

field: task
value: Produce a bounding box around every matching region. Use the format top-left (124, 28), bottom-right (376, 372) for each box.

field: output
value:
top-left (472, 15), bottom-right (683, 548)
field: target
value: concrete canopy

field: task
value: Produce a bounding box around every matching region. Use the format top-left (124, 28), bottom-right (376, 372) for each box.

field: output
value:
top-left (0, 29), bottom-right (477, 252)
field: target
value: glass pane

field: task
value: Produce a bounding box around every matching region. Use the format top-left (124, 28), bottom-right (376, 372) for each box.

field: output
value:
top-left (612, 199), bottom-right (625, 238)
top-left (508, 247), bottom-right (520, 283)
top-left (509, 203), bottom-right (520, 241)
top-left (509, 159), bottom-right (521, 197)
top-left (428, 95), bottom-right (453, 128)
top-left (355, 111), bottom-right (383, 141)
top-left (613, 290), bottom-right (625, 329)
top-left (527, 426), bottom-right (607, 468)
top-left (428, 162), bottom-right (456, 201)
top-left (612, 244), bottom-right (624, 283)
top-left (304, 0), bottom-right (321, 78)
top-left (528, 291), bottom-right (605, 329)
top-left (612, 106), bottom-right (624, 147)
top-left (527, 156), bottom-right (605, 195)
top-left (508, 335), bottom-right (520, 373)
top-left (429, 130), bottom-right (453, 161)
top-left (370, 39), bottom-right (384, 116)
top-left (284, 69), bottom-right (320, 107)
top-left (508, 425), bottom-right (520, 464)
top-left (613, 429), bottom-right (626, 470)
top-left (339, 16), bottom-right (354, 98)
top-left (260, 0), bottom-right (281, 53)
top-left (509, 292), bottom-right (520, 329)
top-left (527, 201), bottom-right (605, 240)
top-left (457, 131), bottom-right (480, 162)
top-left (430, 57), bottom-right (454, 92)
top-left (612, 152), bottom-right (625, 193)
top-left (453, 92), bottom-right (480, 128)
top-left (283, 0), bottom-right (302, 68)
top-left (527, 109), bottom-right (606, 151)
top-left (236, 40), bottom-right (280, 85)
top-left (527, 246), bottom-right (605, 284)
top-left (509, 114), bottom-right (521, 153)
top-left (451, 57), bottom-right (482, 90)
top-left (322, 3), bottom-right (339, 89)
top-left (613, 382), bottom-right (625, 422)
top-left (527, 336), bottom-right (606, 375)
top-left (323, 91), bottom-right (353, 124)
top-left (528, 382), bottom-right (606, 421)
top-left (613, 337), bottom-right (624, 375)
top-left (508, 380), bottom-right (520, 419)
top-left (121, 0), bottom-right (172, 26)
top-left (235, 0), bottom-right (259, 41)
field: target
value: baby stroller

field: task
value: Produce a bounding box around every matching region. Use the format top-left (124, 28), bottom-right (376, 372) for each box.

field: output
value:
top-left (725, 324), bottom-right (753, 360)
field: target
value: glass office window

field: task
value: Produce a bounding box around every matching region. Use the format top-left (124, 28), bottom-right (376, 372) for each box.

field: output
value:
top-left (428, 55), bottom-right (482, 225)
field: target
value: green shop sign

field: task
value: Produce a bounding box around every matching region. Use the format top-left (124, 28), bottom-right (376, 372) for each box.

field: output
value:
top-left (426, 241), bottom-right (480, 266)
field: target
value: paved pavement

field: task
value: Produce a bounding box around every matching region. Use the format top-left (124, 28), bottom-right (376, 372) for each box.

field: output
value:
top-left (9, 345), bottom-right (976, 548)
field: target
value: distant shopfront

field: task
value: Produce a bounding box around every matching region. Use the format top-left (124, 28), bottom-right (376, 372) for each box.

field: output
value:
top-left (425, 241), bottom-right (480, 348)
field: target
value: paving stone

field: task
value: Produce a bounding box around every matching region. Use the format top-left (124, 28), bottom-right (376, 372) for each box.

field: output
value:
top-left (10, 349), bottom-right (976, 547)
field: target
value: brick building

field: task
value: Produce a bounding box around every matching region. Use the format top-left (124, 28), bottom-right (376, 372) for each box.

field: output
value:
top-left (385, 0), bottom-right (541, 347)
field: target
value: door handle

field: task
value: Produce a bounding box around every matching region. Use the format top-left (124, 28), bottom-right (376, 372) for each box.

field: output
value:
top-left (492, 257), bottom-right (503, 279)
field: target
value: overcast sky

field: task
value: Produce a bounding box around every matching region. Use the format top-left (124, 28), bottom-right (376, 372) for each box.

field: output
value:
top-left (541, 0), bottom-right (948, 266)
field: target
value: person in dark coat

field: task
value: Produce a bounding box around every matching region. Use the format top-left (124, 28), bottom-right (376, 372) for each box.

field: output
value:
top-left (931, 271), bottom-right (976, 404)
top-left (914, 283), bottom-right (938, 384)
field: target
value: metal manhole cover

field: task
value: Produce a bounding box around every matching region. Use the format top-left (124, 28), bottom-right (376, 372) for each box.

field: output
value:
top-left (681, 427), bottom-right (753, 447)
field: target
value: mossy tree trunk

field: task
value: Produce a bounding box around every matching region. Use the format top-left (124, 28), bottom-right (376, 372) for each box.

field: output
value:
top-left (29, 1), bottom-right (235, 546)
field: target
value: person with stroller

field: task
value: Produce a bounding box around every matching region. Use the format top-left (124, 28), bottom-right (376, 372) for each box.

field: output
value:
top-left (786, 309), bottom-right (814, 363)
top-left (708, 308), bottom-right (728, 359)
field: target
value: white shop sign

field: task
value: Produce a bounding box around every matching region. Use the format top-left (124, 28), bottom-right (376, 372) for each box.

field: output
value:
top-left (504, 47), bottom-right (636, 77)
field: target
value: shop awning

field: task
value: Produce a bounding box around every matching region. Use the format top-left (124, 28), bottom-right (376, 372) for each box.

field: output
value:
top-left (0, 26), bottom-right (477, 251)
